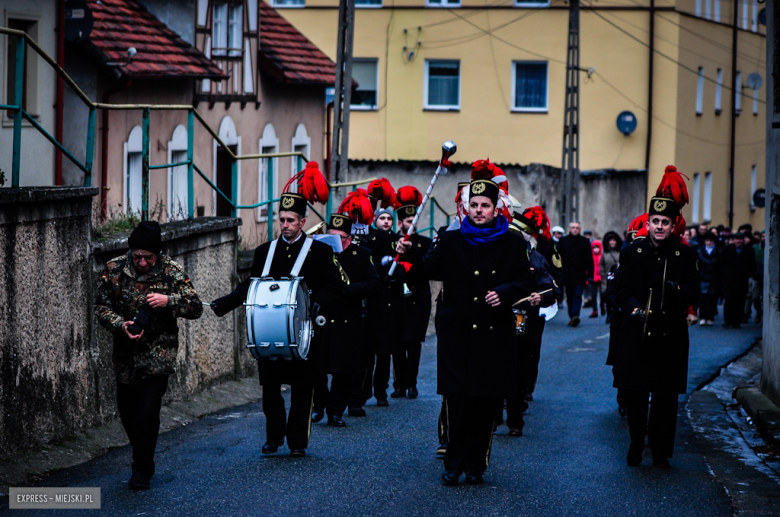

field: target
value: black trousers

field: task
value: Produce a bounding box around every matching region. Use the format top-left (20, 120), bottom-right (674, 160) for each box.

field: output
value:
top-left (373, 353), bottom-right (391, 400)
top-left (393, 340), bottom-right (422, 390)
top-left (699, 292), bottom-right (719, 321)
top-left (116, 375), bottom-right (170, 476)
top-left (350, 347), bottom-right (375, 408)
top-left (623, 390), bottom-right (678, 459)
top-left (724, 293), bottom-right (747, 326)
top-left (443, 395), bottom-right (501, 475)
top-left (262, 383), bottom-right (314, 450)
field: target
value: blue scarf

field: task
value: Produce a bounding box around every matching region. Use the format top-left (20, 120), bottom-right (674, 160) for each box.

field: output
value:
top-left (460, 215), bottom-right (509, 247)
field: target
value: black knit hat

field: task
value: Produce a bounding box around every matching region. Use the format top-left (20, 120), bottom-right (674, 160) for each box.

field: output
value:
top-left (128, 221), bottom-right (162, 253)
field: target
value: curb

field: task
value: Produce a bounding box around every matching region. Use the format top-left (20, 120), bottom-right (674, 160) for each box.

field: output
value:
top-left (733, 387), bottom-right (780, 446)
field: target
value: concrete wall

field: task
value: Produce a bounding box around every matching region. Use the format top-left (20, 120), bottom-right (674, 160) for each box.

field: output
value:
top-left (0, 186), bottom-right (250, 455)
top-left (347, 160), bottom-right (646, 240)
top-left (761, 0), bottom-right (780, 405)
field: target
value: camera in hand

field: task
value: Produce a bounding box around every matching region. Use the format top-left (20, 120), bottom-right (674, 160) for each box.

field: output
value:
top-left (128, 304), bottom-right (154, 336)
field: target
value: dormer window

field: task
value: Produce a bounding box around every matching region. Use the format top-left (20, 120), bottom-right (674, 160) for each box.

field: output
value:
top-left (213, 2), bottom-right (243, 57)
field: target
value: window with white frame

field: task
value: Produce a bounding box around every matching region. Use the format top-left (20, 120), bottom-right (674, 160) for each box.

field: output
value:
top-left (714, 0), bottom-right (720, 21)
top-left (124, 126), bottom-right (143, 215)
top-left (426, 0), bottom-right (460, 7)
top-left (272, 0), bottom-right (305, 7)
top-left (752, 0), bottom-right (758, 31)
top-left (351, 59), bottom-right (379, 109)
top-left (742, 0), bottom-right (748, 29)
top-left (750, 165), bottom-right (757, 208)
top-left (513, 61), bottom-right (548, 112)
top-left (356, 0), bottom-right (382, 7)
top-left (703, 172), bottom-right (712, 222)
top-left (514, 0), bottom-right (550, 7)
top-left (735, 71), bottom-right (742, 114)
top-left (696, 67), bottom-right (704, 115)
top-left (212, 2), bottom-right (243, 56)
top-left (290, 124), bottom-right (311, 194)
top-left (705, 0), bottom-right (712, 18)
top-left (424, 60), bottom-right (460, 110)
top-left (692, 173), bottom-right (701, 224)
top-left (695, 0), bottom-right (701, 16)
top-left (754, 89), bottom-right (759, 115)
top-left (258, 124), bottom-right (279, 222)
top-left (715, 68), bottom-right (723, 113)
top-left (168, 125), bottom-right (189, 221)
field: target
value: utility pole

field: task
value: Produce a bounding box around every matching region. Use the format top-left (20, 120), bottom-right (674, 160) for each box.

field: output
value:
top-left (728, 0), bottom-right (738, 229)
top-left (329, 0), bottom-right (356, 194)
top-left (561, 0), bottom-right (581, 228)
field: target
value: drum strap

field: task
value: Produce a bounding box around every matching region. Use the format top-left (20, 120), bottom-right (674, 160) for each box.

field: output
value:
top-left (261, 237), bottom-right (313, 278)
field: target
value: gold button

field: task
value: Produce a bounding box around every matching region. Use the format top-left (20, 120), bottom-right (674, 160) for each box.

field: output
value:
top-left (648, 310), bottom-right (652, 314)
top-left (345, 320), bottom-right (348, 323)
top-left (489, 326), bottom-right (494, 331)
top-left (473, 324), bottom-right (478, 329)
top-left (647, 332), bottom-right (651, 337)
top-left (418, 243), bottom-right (422, 247)
top-left (473, 297), bottom-right (478, 302)
top-left (492, 271), bottom-right (496, 275)
top-left (330, 319), bottom-right (335, 323)
top-left (288, 255), bottom-right (292, 258)
top-left (388, 303), bottom-right (391, 307)
top-left (474, 271), bottom-right (480, 276)
top-left (353, 251), bottom-right (357, 255)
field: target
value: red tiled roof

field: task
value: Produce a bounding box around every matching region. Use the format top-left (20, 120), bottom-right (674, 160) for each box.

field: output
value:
top-left (258, 2), bottom-right (336, 86)
top-left (84, 0), bottom-right (226, 79)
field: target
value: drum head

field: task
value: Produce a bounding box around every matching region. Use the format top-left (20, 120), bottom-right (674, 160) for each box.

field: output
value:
top-left (293, 281), bottom-right (311, 359)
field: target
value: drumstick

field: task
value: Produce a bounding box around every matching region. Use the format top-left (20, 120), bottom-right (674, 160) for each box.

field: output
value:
top-left (512, 289), bottom-right (553, 307)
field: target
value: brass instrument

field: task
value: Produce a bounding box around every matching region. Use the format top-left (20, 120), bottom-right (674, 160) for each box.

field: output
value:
top-left (306, 221), bottom-right (327, 235)
top-left (335, 257), bottom-right (350, 285)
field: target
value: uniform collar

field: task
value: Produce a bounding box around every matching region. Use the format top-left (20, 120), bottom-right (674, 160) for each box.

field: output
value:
top-left (282, 232), bottom-right (303, 245)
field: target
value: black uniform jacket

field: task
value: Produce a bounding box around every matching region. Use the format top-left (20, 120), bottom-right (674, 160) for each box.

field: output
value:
top-left (604, 263), bottom-right (621, 366)
top-left (365, 229), bottom-right (406, 355)
top-left (557, 233), bottom-right (593, 286)
top-left (696, 245), bottom-right (721, 294)
top-left (213, 236), bottom-right (345, 385)
top-left (535, 237), bottom-right (564, 292)
top-left (402, 233), bottom-right (433, 342)
top-left (613, 237), bottom-right (700, 394)
top-left (320, 243), bottom-right (380, 375)
top-left (720, 244), bottom-right (756, 295)
top-left (513, 246), bottom-right (558, 344)
top-left (406, 225), bottom-right (533, 399)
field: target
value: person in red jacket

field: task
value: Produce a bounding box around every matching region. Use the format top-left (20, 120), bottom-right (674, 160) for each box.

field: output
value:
top-left (589, 240), bottom-right (603, 318)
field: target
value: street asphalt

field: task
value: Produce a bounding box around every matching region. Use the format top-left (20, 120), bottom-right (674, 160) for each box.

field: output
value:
top-left (4, 311), bottom-right (762, 516)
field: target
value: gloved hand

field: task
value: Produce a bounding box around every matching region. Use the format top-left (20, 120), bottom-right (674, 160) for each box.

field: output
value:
top-left (666, 281), bottom-right (680, 291)
top-left (629, 308), bottom-right (644, 322)
top-left (210, 299), bottom-right (228, 317)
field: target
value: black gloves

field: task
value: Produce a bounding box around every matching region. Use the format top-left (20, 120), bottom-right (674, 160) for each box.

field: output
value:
top-left (210, 298), bottom-right (229, 317)
top-left (666, 281), bottom-right (680, 291)
top-left (629, 309), bottom-right (644, 322)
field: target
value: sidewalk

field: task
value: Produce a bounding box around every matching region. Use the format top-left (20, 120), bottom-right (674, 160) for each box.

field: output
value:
top-left (687, 340), bottom-right (780, 516)
top-left (0, 375), bottom-right (263, 494)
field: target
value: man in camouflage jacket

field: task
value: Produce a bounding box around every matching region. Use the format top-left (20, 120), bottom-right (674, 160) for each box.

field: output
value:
top-left (95, 221), bottom-right (202, 490)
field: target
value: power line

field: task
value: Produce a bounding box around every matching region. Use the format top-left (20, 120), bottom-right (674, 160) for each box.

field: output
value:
top-left (591, 8), bottom-right (766, 104)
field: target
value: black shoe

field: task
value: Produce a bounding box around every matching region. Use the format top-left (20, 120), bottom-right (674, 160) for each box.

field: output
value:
top-left (441, 470), bottom-right (461, 486)
top-left (262, 441), bottom-right (284, 454)
top-left (508, 427), bottom-right (523, 437)
top-left (571, 316), bottom-right (581, 327)
top-left (290, 449), bottom-right (306, 457)
top-left (436, 443), bottom-right (447, 456)
top-left (128, 472), bottom-right (151, 490)
top-left (348, 407), bottom-right (366, 417)
top-left (627, 446), bottom-right (643, 466)
top-left (390, 389), bottom-right (406, 398)
top-left (376, 398), bottom-right (389, 407)
top-left (525, 393), bottom-right (534, 402)
top-left (407, 387), bottom-right (418, 399)
top-left (311, 408), bottom-right (325, 423)
top-left (327, 414), bottom-right (346, 427)
top-left (653, 456), bottom-right (670, 468)
top-left (465, 471), bottom-right (484, 485)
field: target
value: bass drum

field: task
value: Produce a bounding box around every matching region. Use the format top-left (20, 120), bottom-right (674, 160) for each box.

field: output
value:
top-left (244, 277), bottom-right (312, 361)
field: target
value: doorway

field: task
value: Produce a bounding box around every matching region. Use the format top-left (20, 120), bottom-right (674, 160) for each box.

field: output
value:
top-left (216, 145), bottom-right (237, 216)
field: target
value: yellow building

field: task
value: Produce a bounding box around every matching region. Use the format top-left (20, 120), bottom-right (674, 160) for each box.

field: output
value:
top-left (277, 0), bottom-right (766, 231)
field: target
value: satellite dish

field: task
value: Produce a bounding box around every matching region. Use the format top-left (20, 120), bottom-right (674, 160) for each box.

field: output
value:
top-left (747, 73), bottom-right (763, 90)
top-left (753, 188), bottom-right (765, 208)
top-left (759, 8), bottom-right (766, 26)
top-left (64, 0), bottom-right (93, 42)
top-left (616, 111), bottom-right (638, 136)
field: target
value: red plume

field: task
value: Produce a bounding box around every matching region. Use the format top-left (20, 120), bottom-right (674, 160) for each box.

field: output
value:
top-left (655, 165), bottom-right (690, 207)
top-left (283, 161), bottom-right (329, 203)
top-left (522, 206), bottom-right (552, 241)
top-left (366, 178), bottom-right (396, 208)
top-left (338, 189), bottom-right (374, 225)
top-left (628, 213), bottom-right (649, 236)
top-left (471, 159), bottom-right (496, 181)
top-left (673, 213), bottom-right (688, 244)
top-left (394, 186), bottom-right (423, 209)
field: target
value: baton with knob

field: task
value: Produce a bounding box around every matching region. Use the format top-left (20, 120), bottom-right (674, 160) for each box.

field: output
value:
top-left (388, 141), bottom-right (457, 276)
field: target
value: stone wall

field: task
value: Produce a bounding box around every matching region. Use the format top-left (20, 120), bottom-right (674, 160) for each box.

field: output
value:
top-left (0, 186), bottom-right (250, 455)
top-left (347, 161), bottom-right (646, 239)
